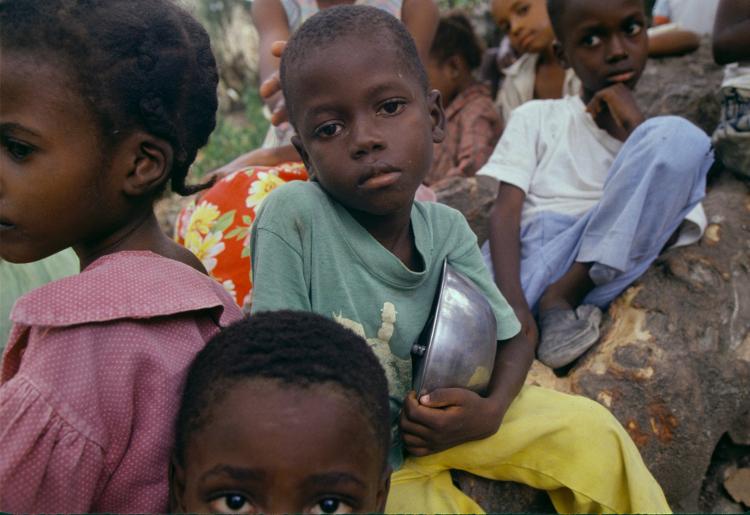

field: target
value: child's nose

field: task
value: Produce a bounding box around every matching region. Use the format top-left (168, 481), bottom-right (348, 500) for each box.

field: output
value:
top-left (350, 121), bottom-right (386, 159)
top-left (605, 34), bottom-right (628, 63)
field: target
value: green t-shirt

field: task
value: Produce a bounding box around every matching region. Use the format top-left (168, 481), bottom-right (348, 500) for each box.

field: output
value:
top-left (250, 181), bottom-right (521, 468)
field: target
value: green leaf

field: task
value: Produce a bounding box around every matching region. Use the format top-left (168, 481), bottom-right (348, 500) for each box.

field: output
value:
top-left (212, 210), bottom-right (236, 233)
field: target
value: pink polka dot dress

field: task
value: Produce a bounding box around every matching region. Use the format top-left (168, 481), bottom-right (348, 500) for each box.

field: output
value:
top-left (0, 251), bottom-right (243, 513)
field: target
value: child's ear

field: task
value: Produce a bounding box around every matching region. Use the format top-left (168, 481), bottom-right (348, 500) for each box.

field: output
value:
top-left (553, 40), bottom-right (570, 69)
top-left (119, 131), bottom-right (174, 197)
top-left (427, 89), bottom-right (446, 144)
top-left (291, 134), bottom-right (316, 179)
top-left (375, 466), bottom-right (392, 513)
top-left (169, 455), bottom-right (187, 513)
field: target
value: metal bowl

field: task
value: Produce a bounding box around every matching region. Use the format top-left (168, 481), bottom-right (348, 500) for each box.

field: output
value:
top-left (411, 259), bottom-right (497, 397)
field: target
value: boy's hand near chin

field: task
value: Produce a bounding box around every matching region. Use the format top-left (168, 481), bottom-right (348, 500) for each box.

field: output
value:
top-left (399, 388), bottom-right (508, 457)
top-left (586, 83), bottom-right (645, 137)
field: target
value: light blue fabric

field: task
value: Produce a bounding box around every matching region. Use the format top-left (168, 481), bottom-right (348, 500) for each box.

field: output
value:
top-left (483, 116), bottom-right (714, 310)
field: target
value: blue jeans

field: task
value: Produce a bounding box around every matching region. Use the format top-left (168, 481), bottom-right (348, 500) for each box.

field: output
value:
top-left (483, 116), bottom-right (714, 310)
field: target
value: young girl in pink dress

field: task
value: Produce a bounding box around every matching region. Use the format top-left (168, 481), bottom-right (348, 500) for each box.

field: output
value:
top-left (0, 1), bottom-right (242, 512)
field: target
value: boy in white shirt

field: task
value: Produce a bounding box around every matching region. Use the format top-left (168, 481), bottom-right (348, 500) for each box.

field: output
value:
top-left (480, 0), bottom-right (714, 369)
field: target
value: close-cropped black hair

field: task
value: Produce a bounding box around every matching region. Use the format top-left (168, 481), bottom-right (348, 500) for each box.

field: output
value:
top-left (280, 5), bottom-right (429, 126)
top-left (0, 0), bottom-right (218, 196)
top-left (429, 11), bottom-right (483, 70)
top-left (174, 310), bottom-right (391, 468)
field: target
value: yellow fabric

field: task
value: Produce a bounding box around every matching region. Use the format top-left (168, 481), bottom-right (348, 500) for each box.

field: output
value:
top-left (386, 386), bottom-right (670, 514)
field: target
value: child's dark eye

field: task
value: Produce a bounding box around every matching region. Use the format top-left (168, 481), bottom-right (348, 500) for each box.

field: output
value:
top-left (581, 34), bottom-right (602, 47)
top-left (624, 21), bottom-right (643, 36)
top-left (308, 497), bottom-right (353, 514)
top-left (515, 3), bottom-right (529, 16)
top-left (378, 99), bottom-right (406, 116)
top-left (314, 122), bottom-right (343, 139)
top-left (3, 138), bottom-right (35, 162)
top-left (208, 493), bottom-right (253, 514)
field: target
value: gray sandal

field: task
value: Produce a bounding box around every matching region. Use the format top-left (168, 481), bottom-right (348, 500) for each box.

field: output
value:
top-left (537, 305), bottom-right (603, 369)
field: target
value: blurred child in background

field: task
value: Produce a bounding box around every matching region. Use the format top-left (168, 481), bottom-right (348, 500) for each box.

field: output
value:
top-left (425, 12), bottom-right (502, 185)
top-left (490, 0), bottom-right (581, 124)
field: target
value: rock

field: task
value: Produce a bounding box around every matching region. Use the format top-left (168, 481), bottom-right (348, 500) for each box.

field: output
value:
top-left (729, 410), bottom-right (750, 446)
top-left (724, 468), bottom-right (750, 506)
top-left (710, 496), bottom-right (747, 514)
top-left (635, 38), bottom-right (725, 135)
top-left (434, 175), bottom-right (498, 244)
top-left (451, 472), bottom-right (555, 513)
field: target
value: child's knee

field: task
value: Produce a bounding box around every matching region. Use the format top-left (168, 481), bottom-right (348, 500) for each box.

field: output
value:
top-left (633, 116), bottom-right (712, 176)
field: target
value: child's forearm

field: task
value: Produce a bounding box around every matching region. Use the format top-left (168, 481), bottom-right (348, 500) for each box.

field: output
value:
top-left (488, 186), bottom-right (529, 314)
top-left (485, 331), bottom-right (536, 424)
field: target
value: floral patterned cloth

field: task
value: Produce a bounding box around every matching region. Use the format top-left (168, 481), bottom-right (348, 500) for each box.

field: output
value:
top-left (175, 162), bottom-right (309, 307)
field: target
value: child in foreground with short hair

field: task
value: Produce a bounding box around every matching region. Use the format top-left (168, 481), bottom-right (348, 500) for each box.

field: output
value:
top-left (0, 1), bottom-right (243, 511)
top-left (250, 5), bottom-right (669, 513)
top-left (171, 310), bottom-right (391, 514)
top-left (424, 11), bottom-right (501, 185)
top-left (481, 0), bottom-right (713, 369)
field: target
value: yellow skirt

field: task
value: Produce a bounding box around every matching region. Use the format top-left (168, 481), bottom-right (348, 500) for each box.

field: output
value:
top-left (386, 386), bottom-right (670, 514)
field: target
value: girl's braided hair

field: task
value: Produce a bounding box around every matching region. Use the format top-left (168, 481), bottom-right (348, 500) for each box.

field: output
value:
top-left (0, 0), bottom-right (219, 195)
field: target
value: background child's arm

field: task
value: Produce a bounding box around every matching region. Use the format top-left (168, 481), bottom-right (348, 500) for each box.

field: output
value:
top-left (648, 26), bottom-right (700, 57)
top-left (713, 0), bottom-right (750, 64)
top-left (401, 0), bottom-right (440, 66)
top-left (487, 183), bottom-right (538, 345)
top-left (250, 0), bottom-right (291, 118)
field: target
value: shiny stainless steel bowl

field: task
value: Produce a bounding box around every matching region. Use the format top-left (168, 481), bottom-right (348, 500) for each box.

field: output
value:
top-left (411, 259), bottom-right (498, 397)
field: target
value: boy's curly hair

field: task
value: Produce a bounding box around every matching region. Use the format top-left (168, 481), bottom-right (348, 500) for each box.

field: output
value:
top-left (280, 5), bottom-right (429, 126)
top-left (0, 0), bottom-right (218, 196)
top-left (174, 310), bottom-right (392, 469)
top-left (430, 11), bottom-right (484, 70)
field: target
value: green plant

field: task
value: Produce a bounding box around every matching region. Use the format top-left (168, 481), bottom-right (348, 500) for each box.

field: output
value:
top-left (189, 88), bottom-right (269, 178)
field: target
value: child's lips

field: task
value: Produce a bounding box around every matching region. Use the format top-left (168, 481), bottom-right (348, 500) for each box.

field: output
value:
top-left (607, 70), bottom-right (636, 84)
top-left (359, 164), bottom-right (402, 190)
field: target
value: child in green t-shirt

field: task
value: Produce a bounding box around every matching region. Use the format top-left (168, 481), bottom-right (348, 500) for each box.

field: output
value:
top-left (250, 5), bottom-right (669, 513)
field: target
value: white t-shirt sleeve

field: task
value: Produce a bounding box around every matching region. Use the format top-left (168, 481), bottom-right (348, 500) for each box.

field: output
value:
top-left (477, 104), bottom-right (539, 193)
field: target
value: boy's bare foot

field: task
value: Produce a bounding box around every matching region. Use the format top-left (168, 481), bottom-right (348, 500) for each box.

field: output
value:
top-left (537, 304), bottom-right (602, 369)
